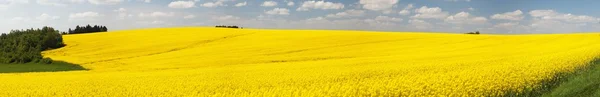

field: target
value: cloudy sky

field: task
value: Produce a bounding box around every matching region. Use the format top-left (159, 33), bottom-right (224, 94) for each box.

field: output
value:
top-left (1, 0), bottom-right (600, 34)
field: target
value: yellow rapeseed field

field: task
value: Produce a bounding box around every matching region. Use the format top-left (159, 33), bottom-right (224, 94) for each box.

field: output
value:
top-left (1, 27), bottom-right (600, 96)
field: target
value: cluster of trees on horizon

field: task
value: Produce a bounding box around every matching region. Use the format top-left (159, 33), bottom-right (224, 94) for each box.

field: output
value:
top-left (215, 25), bottom-right (242, 29)
top-left (466, 31), bottom-right (481, 35)
top-left (66, 24), bottom-right (108, 34)
top-left (0, 27), bottom-right (64, 64)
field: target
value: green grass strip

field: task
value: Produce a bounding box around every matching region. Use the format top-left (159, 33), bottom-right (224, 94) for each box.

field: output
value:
top-left (0, 61), bottom-right (87, 73)
top-left (542, 59), bottom-right (600, 97)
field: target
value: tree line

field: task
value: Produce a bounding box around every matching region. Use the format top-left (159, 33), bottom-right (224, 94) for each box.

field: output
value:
top-left (465, 31), bottom-right (481, 35)
top-left (216, 25), bottom-right (242, 29)
top-left (66, 24), bottom-right (108, 34)
top-left (0, 26), bottom-right (64, 64)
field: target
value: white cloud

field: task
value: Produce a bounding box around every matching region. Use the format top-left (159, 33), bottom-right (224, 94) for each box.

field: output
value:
top-left (0, 0), bottom-right (29, 9)
top-left (364, 16), bottom-right (403, 26)
top-left (444, 11), bottom-right (487, 25)
top-left (374, 16), bottom-right (403, 22)
top-left (213, 15), bottom-right (240, 21)
top-left (399, 10), bottom-right (410, 15)
top-left (234, 1), bottom-right (246, 7)
top-left (296, 1), bottom-right (344, 11)
top-left (113, 8), bottom-right (127, 19)
top-left (306, 17), bottom-right (326, 21)
top-left (529, 10), bottom-right (599, 23)
top-left (69, 11), bottom-right (101, 20)
top-left (265, 8), bottom-right (290, 15)
top-left (261, 1), bottom-right (277, 7)
top-left (411, 6), bottom-right (449, 19)
top-left (287, 2), bottom-right (294, 6)
top-left (468, 7), bottom-right (475, 11)
top-left (491, 10), bottom-right (524, 21)
top-left (527, 10), bottom-right (600, 33)
top-left (325, 9), bottom-right (365, 18)
top-left (409, 19), bottom-right (432, 29)
top-left (11, 17), bottom-right (31, 22)
top-left (398, 4), bottom-right (413, 15)
top-left (138, 12), bottom-right (175, 18)
top-left (36, 13), bottom-right (60, 21)
top-left (36, 0), bottom-right (67, 6)
top-left (359, 0), bottom-right (398, 11)
top-left (183, 15), bottom-right (195, 19)
top-left (200, 1), bottom-right (225, 8)
top-left (168, 1), bottom-right (195, 9)
top-left (113, 8), bottom-right (126, 12)
top-left (493, 22), bottom-right (519, 29)
top-left (151, 20), bottom-right (164, 24)
top-left (71, 0), bottom-right (85, 3)
top-left (139, 0), bottom-right (150, 3)
top-left (87, 0), bottom-right (123, 5)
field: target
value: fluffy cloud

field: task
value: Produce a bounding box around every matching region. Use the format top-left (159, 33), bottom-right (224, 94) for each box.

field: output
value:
top-left (491, 10), bottom-right (524, 21)
top-left (200, 1), bottom-right (224, 8)
top-left (373, 16), bottom-right (403, 22)
top-left (363, 16), bottom-right (403, 26)
top-left (359, 0), bottom-right (398, 11)
top-left (493, 22), bottom-right (519, 29)
top-left (1, 0), bottom-right (28, 9)
top-left (139, 0), bottom-right (150, 3)
top-left (528, 10), bottom-right (600, 33)
top-left (36, 13), bottom-right (60, 21)
top-left (409, 19), bottom-right (432, 29)
top-left (151, 20), bottom-right (164, 24)
top-left (234, 1), bottom-right (246, 7)
top-left (113, 8), bottom-right (126, 12)
top-left (325, 10), bottom-right (365, 18)
top-left (36, 0), bottom-right (67, 6)
top-left (398, 4), bottom-right (414, 15)
top-left (444, 12), bottom-right (487, 24)
top-left (213, 15), bottom-right (240, 21)
top-left (183, 15), bottom-right (195, 19)
top-left (168, 1), bottom-right (195, 9)
top-left (10, 17), bottom-right (31, 22)
top-left (529, 10), bottom-right (599, 23)
top-left (297, 1), bottom-right (344, 11)
top-left (411, 6), bottom-right (449, 19)
top-left (113, 8), bottom-right (128, 19)
top-left (399, 10), bottom-right (410, 15)
top-left (69, 11), bottom-right (101, 20)
top-left (138, 12), bottom-right (175, 18)
top-left (88, 0), bottom-right (123, 5)
top-left (287, 2), bottom-right (294, 6)
top-left (265, 8), bottom-right (290, 15)
top-left (261, 1), bottom-right (277, 7)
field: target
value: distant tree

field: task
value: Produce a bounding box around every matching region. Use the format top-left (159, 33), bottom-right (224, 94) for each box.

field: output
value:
top-left (67, 25), bottom-right (109, 34)
top-left (102, 26), bottom-right (108, 32)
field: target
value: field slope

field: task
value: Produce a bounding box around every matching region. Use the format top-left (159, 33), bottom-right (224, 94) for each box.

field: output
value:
top-left (1, 27), bottom-right (600, 96)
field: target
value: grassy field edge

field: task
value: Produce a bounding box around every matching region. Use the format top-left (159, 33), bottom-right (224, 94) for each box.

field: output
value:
top-left (0, 61), bottom-right (87, 73)
top-left (541, 58), bottom-right (600, 97)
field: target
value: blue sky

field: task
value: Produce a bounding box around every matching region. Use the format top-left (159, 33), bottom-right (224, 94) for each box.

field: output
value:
top-left (1, 0), bottom-right (600, 34)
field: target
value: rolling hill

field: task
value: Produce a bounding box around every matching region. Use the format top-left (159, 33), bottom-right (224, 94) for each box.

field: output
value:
top-left (1, 27), bottom-right (600, 96)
